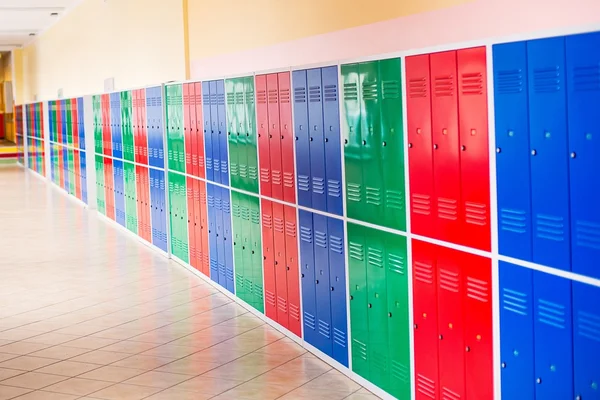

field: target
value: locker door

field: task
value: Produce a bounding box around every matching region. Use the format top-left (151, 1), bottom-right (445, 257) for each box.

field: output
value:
top-left (328, 217), bottom-right (348, 366)
top-left (73, 100), bottom-right (79, 149)
top-left (267, 74), bottom-right (283, 200)
top-left (143, 168), bottom-right (152, 242)
top-left (279, 72), bottom-right (295, 203)
top-left (146, 89), bottom-right (155, 167)
top-left (135, 90), bottom-right (142, 163)
top-left (203, 81), bottom-right (214, 181)
top-left (314, 214), bottom-right (333, 356)
top-left (348, 222), bottom-right (369, 378)
top-left (105, 158), bottom-right (115, 220)
top-left (385, 233), bottom-right (410, 399)
top-left (499, 261), bottom-right (535, 400)
top-left (217, 80), bottom-right (229, 185)
top-left (256, 75), bottom-right (271, 197)
top-left (463, 252), bottom-right (493, 400)
top-left (493, 42), bottom-right (533, 261)
top-left (116, 93), bottom-right (124, 160)
top-left (194, 82), bottom-right (205, 178)
top-left (273, 202), bottom-right (288, 328)
top-left (573, 281), bottom-right (600, 400)
top-left (528, 37), bottom-right (570, 270)
top-left (168, 173), bottom-right (178, 257)
top-left (299, 210), bottom-right (317, 346)
top-left (140, 89), bottom-right (148, 165)
top-left (149, 169), bottom-right (157, 245)
top-left (193, 179), bottom-right (203, 273)
top-left (235, 79), bottom-right (248, 190)
top-left (210, 81), bottom-right (220, 182)
top-left (262, 199), bottom-right (276, 320)
top-left (431, 51), bottom-right (461, 244)
top-left (244, 77), bottom-right (259, 194)
top-left (79, 97), bottom-right (86, 151)
top-left (293, 70), bottom-right (311, 208)
top-left (284, 205), bottom-right (301, 337)
top-left (232, 193), bottom-right (244, 297)
top-left (322, 66), bottom-right (343, 216)
top-left (533, 271), bottom-right (573, 399)
top-left (566, 32), bottom-right (600, 279)
top-left (222, 188), bottom-right (234, 292)
top-left (437, 246), bottom-right (465, 400)
top-left (207, 183), bottom-right (218, 280)
top-left (307, 68), bottom-right (327, 212)
top-left (457, 47), bottom-right (490, 251)
top-left (226, 79), bottom-right (239, 189)
top-left (249, 197), bottom-right (264, 311)
top-left (366, 228), bottom-right (389, 390)
top-left (114, 160), bottom-right (125, 227)
top-left (136, 165), bottom-right (145, 234)
top-left (216, 186), bottom-right (226, 286)
top-left (199, 181), bottom-right (210, 276)
top-left (184, 83), bottom-right (193, 175)
top-left (380, 58), bottom-right (406, 231)
top-left (342, 64), bottom-right (363, 220)
top-left (187, 176), bottom-right (197, 270)
top-left (81, 151), bottom-right (87, 204)
top-left (156, 89), bottom-right (166, 169)
top-left (359, 61), bottom-right (383, 225)
top-left (159, 170), bottom-right (168, 252)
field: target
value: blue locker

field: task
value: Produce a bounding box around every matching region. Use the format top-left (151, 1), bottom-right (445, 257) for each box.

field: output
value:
top-left (81, 151), bottom-right (87, 204)
top-left (207, 183), bottom-right (219, 281)
top-left (533, 271), bottom-right (573, 399)
top-left (573, 281), bottom-right (600, 400)
top-left (499, 261), bottom-right (535, 400)
top-left (308, 69), bottom-right (327, 212)
top-left (146, 89), bottom-right (155, 167)
top-left (113, 160), bottom-right (126, 227)
top-left (149, 169), bottom-right (156, 244)
top-left (493, 42), bottom-right (533, 261)
top-left (328, 216), bottom-right (348, 366)
top-left (216, 186), bottom-right (226, 286)
top-left (528, 37), bottom-right (571, 271)
top-left (156, 87), bottom-right (166, 169)
top-left (210, 81), bottom-right (220, 183)
top-left (322, 66), bottom-right (343, 216)
top-left (299, 210), bottom-right (318, 347)
top-left (217, 80), bottom-right (229, 185)
top-left (158, 170), bottom-right (168, 252)
top-left (566, 32), bottom-right (600, 279)
top-left (62, 100), bottom-right (67, 144)
top-left (314, 213), bottom-right (332, 355)
top-left (203, 82), bottom-right (214, 182)
top-left (78, 97), bottom-right (85, 151)
top-left (114, 93), bottom-right (123, 159)
top-left (64, 149), bottom-right (70, 193)
top-left (221, 187), bottom-right (234, 293)
top-left (293, 70), bottom-right (311, 208)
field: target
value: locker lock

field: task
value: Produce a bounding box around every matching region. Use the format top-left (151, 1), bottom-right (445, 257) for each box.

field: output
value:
top-left (325, 138), bottom-right (329, 143)
top-left (439, 334), bottom-right (443, 340)
top-left (263, 256), bottom-right (266, 260)
top-left (408, 143), bottom-right (413, 148)
top-left (570, 152), bottom-right (576, 158)
top-left (536, 378), bottom-right (542, 384)
top-left (433, 144), bottom-right (438, 150)
top-left (576, 396), bottom-right (582, 400)
top-left (388, 312), bottom-right (392, 317)
top-left (252, 250), bottom-right (255, 254)
top-left (362, 140), bottom-right (367, 145)
top-left (242, 246), bottom-right (245, 250)
top-left (344, 139), bottom-right (348, 144)
top-left (315, 279), bottom-right (319, 284)
top-left (368, 303), bottom-right (372, 308)
top-left (269, 134), bottom-right (273, 139)
top-left (501, 362), bottom-right (506, 368)
top-left (496, 147), bottom-right (501, 153)
top-left (310, 137), bottom-right (314, 142)
top-left (382, 141), bottom-right (387, 147)
top-left (302, 273), bottom-right (305, 278)
top-left (531, 149), bottom-right (537, 156)
top-left (281, 135), bottom-right (284, 140)
top-left (331, 286), bottom-right (334, 291)
top-left (414, 324), bottom-right (418, 329)
top-left (287, 266), bottom-right (290, 271)
top-left (275, 261), bottom-right (278, 265)
top-left (295, 136), bottom-right (299, 141)
top-left (465, 346), bottom-right (471, 352)
top-left (461, 145), bottom-right (466, 151)
top-left (350, 295), bottom-right (354, 300)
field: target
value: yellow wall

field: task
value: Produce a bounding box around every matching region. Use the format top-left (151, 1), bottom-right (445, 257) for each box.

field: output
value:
top-left (187, 0), bottom-right (468, 60)
top-left (22, 0), bottom-right (187, 102)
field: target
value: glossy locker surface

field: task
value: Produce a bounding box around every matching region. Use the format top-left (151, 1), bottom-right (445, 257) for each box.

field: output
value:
top-left (111, 93), bottom-right (123, 159)
top-left (187, 182), bottom-right (198, 270)
top-left (284, 205), bottom-right (301, 337)
top-left (216, 80), bottom-right (229, 185)
top-left (279, 72), bottom-right (295, 203)
top-left (147, 86), bottom-right (166, 169)
top-left (166, 84), bottom-right (185, 174)
top-left (104, 157), bottom-right (115, 220)
top-left (573, 281), bottom-right (600, 400)
top-left (194, 82), bottom-right (205, 178)
top-left (293, 70), bottom-right (311, 207)
top-left (150, 169), bottom-right (168, 252)
top-left (222, 187), bottom-right (234, 293)
top-left (273, 202), bottom-right (289, 330)
top-left (210, 81), bottom-right (222, 183)
top-left (203, 81), bottom-right (214, 182)
top-left (268, 74), bottom-right (283, 200)
top-left (300, 210), bottom-right (318, 347)
top-left (114, 160), bottom-right (126, 227)
top-left (348, 222), bottom-right (369, 378)
top-left (307, 68), bottom-right (327, 211)
top-left (262, 199), bottom-right (276, 320)
top-left (327, 217), bottom-right (348, 367)
top-left (256, 75), bottom-right (271, 197)
top-left (314, 213), bottom-right (333, 352)
top-left (226, 78), bottom-right (241, 190)
top-left (322, 66), bottom-right (344, 216)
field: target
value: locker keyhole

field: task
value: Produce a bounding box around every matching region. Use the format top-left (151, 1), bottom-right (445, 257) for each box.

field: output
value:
top-left (531, 149), bottom-right (537, 156)
top-left (501, 362), bottom-right (506, 368)
top-left (344, 139), bottom-right (348, 144)
top-left (536, 378), bottom-right (542, 384)
top-left (461, 145), bottom-right (466, 151)
top-left (368, 303), bottom-right (372, 308)
top-left (433, 144), bottom-right (438, 150)
top-left (496, 147), bottom-right (501, 153)
top-left (570, 152), bottom-right (576, 158)
top-left (408, 143), bottom-right (413, 148)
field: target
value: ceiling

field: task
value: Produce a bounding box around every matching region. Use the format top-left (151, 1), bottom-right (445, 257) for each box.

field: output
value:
top-left (0, 0), bottom-right (80, 51)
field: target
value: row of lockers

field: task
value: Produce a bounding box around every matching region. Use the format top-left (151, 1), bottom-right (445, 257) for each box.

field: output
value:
top-left (93, 86), bottom-right (165, 169)
top-left (25, 102), bottom-right (44, 140)
top-left (48, 98), bottom-right (85, 150)
top-left (49, 143), bottom-right (88, 204)
top-left (26, 137), bottom-right (45, 176)
top-left (94, 155), bottom-right (168, 252)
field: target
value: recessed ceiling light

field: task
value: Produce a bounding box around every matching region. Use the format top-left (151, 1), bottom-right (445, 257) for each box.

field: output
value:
top-left (51, 12), bottom-right (59, 16)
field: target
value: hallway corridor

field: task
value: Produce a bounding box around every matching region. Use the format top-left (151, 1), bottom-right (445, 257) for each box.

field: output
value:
top-left (0, 167), bottom-right (375, 400)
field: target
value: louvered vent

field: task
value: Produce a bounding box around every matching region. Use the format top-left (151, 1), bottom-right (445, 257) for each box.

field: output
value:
top-left (533, 66), bottom-right (561, 93)
top-left (344, 82), bottom-right (358, 100)
top-left (496, 69), bottom-right (524, 94)
top-left (409, 77), bottom-right (428, 98)
top-left (382, 80), bottom-right (400, 99)
top-left (324, 84), bottom-right (337, 102)
top-left (461, 72), bottom-right (484, 95)
top-left (434, 75), bottom-right (454, 97)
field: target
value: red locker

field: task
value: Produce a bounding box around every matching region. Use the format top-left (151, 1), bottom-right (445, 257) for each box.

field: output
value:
top-left (261, 199), bottom-right (276, 320)
top-left (72, 99), bottom-right (79, 149)
top-left (140, 89), bottom-right (148, 165)
top-left (74, 149), bottom-right (81, 200)
top-left (437, 246), bottom-right (465, 400)
top-left (457, 47), bottom-right (490, 251)
top-left (104, 158), bottom-right (115, 220)
top-left (431, 51), bottom-right (461, 244)
top-left (199, 181), bottom-right (210, 276)
top-left (57, 101), bottom-right (62, 144)
top-left (273, 201), bottom-right (288, 329)
top-left (194, 82), bottom-right (205, 178)
top-left (103, 94), bottom-right (112, 156)
top-left (184, 84), bottom-right (194, 175)
top-left (135, 166), bottom-right (143, 233)
top-left (412, 239), bottom-right (440, 400)
top-left (278, 72), bottom-right (296, 203)
top-left (133, 90), bottom-right (140, 163)
top-left (192, 179), bottom-right (204, 274)
top-left (284, 205), bottom-right (301, 337)
top-left (256, 75), bottom-right (271, 197)
top-left (187, 176), bottom-right (197, 269)
top-left (463, 251), bottom-right (493, 399)
top-left (267, 74), bottom-right (283, 200)
top-left (407, 55), bottom-right (435, 238)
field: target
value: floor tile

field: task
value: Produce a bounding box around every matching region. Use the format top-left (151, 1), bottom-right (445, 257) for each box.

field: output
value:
top-left (86, 383), bottom-right (162, 400)
top-left (27, 346), bottom-right (91, 361)
top-left (35, 361), bottom-right (100, 377)
top-left (172, 375), bottom-right (241, 395)
top-left (0, 356), bottom-right (59, 371)
top-left (122, 370), bottom-right (190, 389)
top-left (0, 369), bottom-right (25, 381)
top-left (78, 366), bottom-right (146, 383)
top-left (215, 380), bottom-right (291, 400)
top-left (23, 334), bottom-right (80, 346)
top-left (0, 372), bottom-right (68, 390)
top-left (69, 351), bottom-right (130, 365)
top-left (0, 343), bottom-right (51, 356)
top-left (0, 385), bottom-right (32, 400)
top-left (143, 387), bottom-right (212, 400)
top-left (11, 391), bottom-right (79, 400)
top-left (43, 378), bottom-right (113, 396)
top-left (110, 355), bottom-right (174, 371)
top-left (61, 338), bottom-right (117, 351)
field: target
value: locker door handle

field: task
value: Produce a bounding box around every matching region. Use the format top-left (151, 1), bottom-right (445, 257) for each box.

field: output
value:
top-left (302, 273), bottom-right (305, 278)
top-left (331, 286), bottom-right (334, 291)
top-left (325, 138), bottom-right (329, 143)
top-left (362, 140), bottom-right (366, 145)
top-left (501, 362), bottom-right (506, 368)
top-left (433, 144), bottom-right (438, 150)
top-left (496, 147), bottom-right (501, 153)
top-left (413, 324), bottom-right (418, 329)
top-left (408, 143), bottom-right (413, 148)
top-left (287, 266), bottom-right (290, 271)
top-left (536, 378), bottom-right (542, 384)
top-left (310, 137), bottom-right (313, 142)
top-left (461, 145), bottom-right (466, 151)
top-left (570, 152), bottom-right (576, 158)
top-left (344, 139), bottom-right (348, 144)
top-left (531, 149), bottom-right (537, 156)
top-left (295, 136), bottom-right (299, 141)
top-left (465, 346), bottom-right (470, 352)
top-left (382, 141), bottom-right (386, 147)
top-left (368, 303), bottom-right (372, 308)
top-left (388, 312), bottom-right (392, 317)
top-left (439, 334), bottom-right (443, 340)
top-left (350, 295), bottom-right (354, 300)
top-left (315, 280), bottom-right (319, 284)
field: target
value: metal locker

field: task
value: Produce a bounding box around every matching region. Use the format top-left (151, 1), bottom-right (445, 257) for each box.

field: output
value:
top-left (133, 90), bottom-right (139, 163)
top-left (73, 99), bottom-right (79, 149)
top-left (267, 74), bottom-right (283, 200)
top-left (226, 79), bottom-right (240, 189)
top-left (262, 199), bottom-right (276, 320)
top-left (499, 261), bottom-right (535, 400)
top-left (533, 271), bottom-right (573, 399)
top-left (463, 251), bottom-right (493, 400)
top-left (273, 202), bottom-right (288, 328)
top-left (193, 179), bottom-right (203, 274)
top-left (307, 68), bottom-right (327, 212)
top-left (114, 160), bottom-right (126, 227)
top-left (194, 82), bottom-right (205, 179)
top-left (284, 205), bottom-right (301, 337)
top-left (279, 72), bottom-right (295, 203)
top-left (215, 185), bottom-right (226, 286)
top-left (203, 81), bottom-right (214, 181)
top-left (156, 87), bottom-right (166, 169)
top-left (217, 80), bottom-right (229, 185)
top-left (143, 168), bottom-right (151, 242)
top-left (168, 173), bottom-right (178, 258)
top-left (185, 84), bottom-right (195, 173)
top-left (293, 70), bottom-right (311, 208)
top-left (431, 51), bottom-right (461, 244)
top-left (187, 176), bottom-right (197, 270)
top-left (322, 66), bottom-right (343, 216)
top-left (437, 246), bottom-right (465, 400)
top-left (154, 170), bottom-right (163, 251)
top-left (198, 180), bottom-right (208, 275)
top-left (149, 169), bottom-right (157, 245)
top-left (244, 77), bottom-right (259, 194)
top-left (566, 32), bottom-right (600, 279)
top-left (238, 194), bottom-right (251, 304)
top-left (342, 64), bottom-right (363, 221)
top-left (572, 281), bottom-right (600, 400)
top-left (457, 47), bottom-right (491, 251)
top-left (145, 89), bottom-right (154, 167)
top-left (328, 217), bottom-right (348, 366)
top-left (300, 210), bottom-right (317, 345)
top-left (235, 78), bottom-right (248, 191)
top-left (181, 173), bottom-right (190, 263)
top-left (232, 193), bottom-right (245, 297)
top-left (140, 89), bottom-right (148, 165)
top-left (115, 93), bottom-right (123, 159)
top-left (493, 41), bottom-right (533, 261)
top-left (79, 97), bottom-right (86, 151)
top-left (249, 197), bottom-right (263, 311)
top-left (314, 213), bottom-right (333, 356)
top-left (210, 81), bottom-right (221, 182)
top-left (105, 158), bottom-right (115, 220)
top-left (136, 165), bottom-right (145, 235)
top-left (528, 37), bottom-right (571, 270)
top-left (81, 151), bottom-right (87, 204)
top-left (222, 187), bottom-right (234, 293)
top-left (256, 74), bottom-right (271, 197)
top-left (348, 222), bottom-right (369, 379)
top-left (380, 58), bottom-right (406, 231)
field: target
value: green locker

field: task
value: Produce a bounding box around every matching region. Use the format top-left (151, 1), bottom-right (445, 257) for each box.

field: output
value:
top-left (178, 173), bottom-right (189, 263)
top-left (241, 195), bottom-right (253, 307)
top-left (96, 155), bottom-right (105, 214)
top-left (348, 222), bottom-right (369, 378)
top-left (235, 78), bottom-right (247, 190)
top-left (166, 85), bottom-right (184, 173)
top-left (244, 77), bottom-right (258, 194)
top-left (68, 149), bottom-right (75, 195)
top-left (168, 172), bottom-right (178, 257)
top-left (226, 80), bottom-right (240, 189)
top-left (66, 101), bottom-right (72, 146)
top-left (232, 192), bottom-right (245, 298)
top-left (121, 91), bottom-right (134, 162)
top-left (249, 195), bottom-right (263, 312)
top-left (124, 162), bottom-right (138, 234)
top-left (93, 96), bottom-right (102, 154)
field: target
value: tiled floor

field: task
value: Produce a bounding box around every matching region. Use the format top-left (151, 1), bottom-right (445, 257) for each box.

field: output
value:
top-left (0, 166), bottom-right (378, 400)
